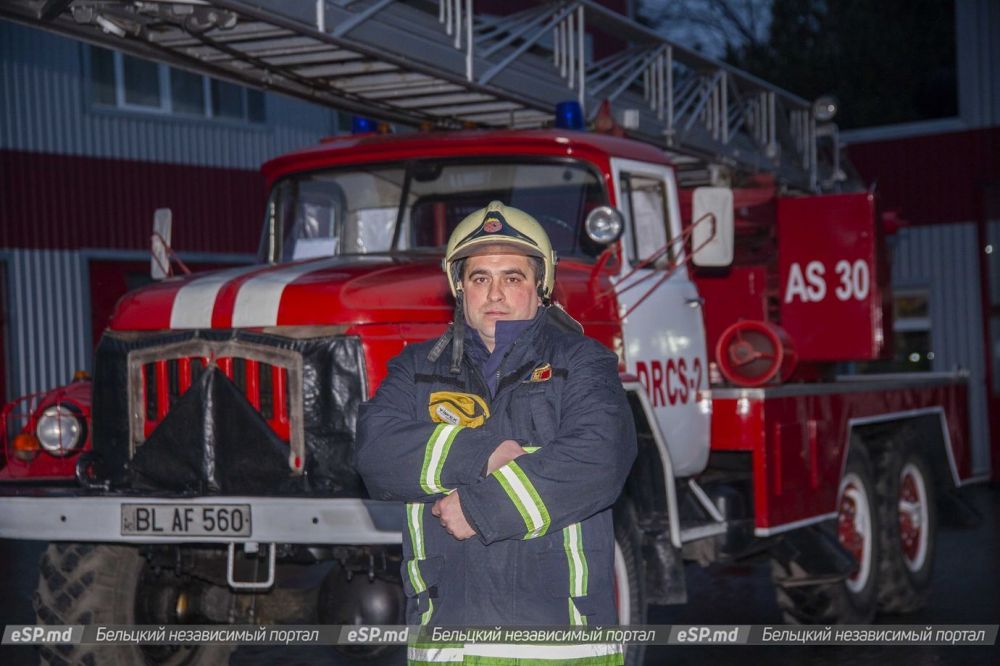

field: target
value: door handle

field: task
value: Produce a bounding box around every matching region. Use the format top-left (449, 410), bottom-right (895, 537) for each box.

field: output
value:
top-left (685, 296), bottom-right (705, 308)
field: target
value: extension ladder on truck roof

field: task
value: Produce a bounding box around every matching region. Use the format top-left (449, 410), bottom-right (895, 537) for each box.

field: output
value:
top-left (1, 0), bottom-right (839, 191)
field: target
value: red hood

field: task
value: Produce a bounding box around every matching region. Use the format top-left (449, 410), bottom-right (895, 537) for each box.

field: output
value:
top-left (110, 256), bottom-right (455, 331)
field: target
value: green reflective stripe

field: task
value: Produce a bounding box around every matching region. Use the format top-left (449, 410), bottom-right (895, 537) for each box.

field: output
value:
top-left (406, 503), bottom-right (435, 625)
top-left (462, 655), bottom-right (623, 666)
top-left (407, 503), bottom-right (426, 558)
top-left (523, 445), bottom-right (540, 453)
top-left (461, 644), bottom-right (623, 664)
top-left (493, 467), bottom-right (532, 534)
top-left (563, 522), bottom-right (589, 625)
top-left (406, 503), bottom-right (428, 594)
top-left (563, 522), bottom-right (589, 597)
top-left (407, 559), bottom-right (426, 595)
top-left (568, 597), bottom-right (587, 626)
top-left (420, 424), bottom-right (463, 494)
top-left (407, 643), bottom-right (464, 663)
top-left (420, 597), bottom-right (434, 625)
top-left (493, 460), bottom-right (550, 539)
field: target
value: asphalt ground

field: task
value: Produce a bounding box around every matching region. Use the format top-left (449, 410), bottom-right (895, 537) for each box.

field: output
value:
top-left (1, 484), bottom-right (997, 665)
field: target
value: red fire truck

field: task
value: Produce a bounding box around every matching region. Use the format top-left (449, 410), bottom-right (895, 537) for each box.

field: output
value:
top-left (0, 2), bottom-right (982, 665)
top-left (0, 127), bottom-right (977, 665)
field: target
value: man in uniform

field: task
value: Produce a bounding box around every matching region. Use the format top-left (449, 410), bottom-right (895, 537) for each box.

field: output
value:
top-left (355, 201), bottom-right (637, 663)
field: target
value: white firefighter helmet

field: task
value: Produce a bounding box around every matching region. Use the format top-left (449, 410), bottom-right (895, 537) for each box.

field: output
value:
top-left (443, 200), bottom-right (557, 298)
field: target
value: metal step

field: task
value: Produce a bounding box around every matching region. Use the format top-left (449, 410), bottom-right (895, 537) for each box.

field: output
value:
top-left (1, 0), bottom-right (838, 191)
top-left (678, 478), bottom-right (728, 543)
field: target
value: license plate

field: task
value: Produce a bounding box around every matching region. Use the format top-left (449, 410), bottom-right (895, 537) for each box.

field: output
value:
top-left (121, 503), bottom-right (252, 537)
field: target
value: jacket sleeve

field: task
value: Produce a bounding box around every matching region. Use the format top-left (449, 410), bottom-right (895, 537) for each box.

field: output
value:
top-left (354, 345), bottom-right (504, 503)
top-left (459, 340), bottom-right (638, 544)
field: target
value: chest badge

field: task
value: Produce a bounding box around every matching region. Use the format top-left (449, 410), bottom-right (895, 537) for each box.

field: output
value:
top-left (528, 363), bottom-right (553, 383)
top-left (428, 391), bottom-right (490, 428)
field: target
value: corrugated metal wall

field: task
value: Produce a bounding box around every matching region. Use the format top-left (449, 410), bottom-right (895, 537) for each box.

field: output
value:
top-left (3, 250), bottom-right (89, 398)
top-left (890, 223), bottom-right (991, 477)
top-left (0, 19), bottom-right (341, 401)
top-left (0, 20), bottom-right (337, 169)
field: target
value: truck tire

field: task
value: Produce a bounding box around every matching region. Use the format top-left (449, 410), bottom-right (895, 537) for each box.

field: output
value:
top-left (34, 543), bottom-right (233, 666)
top-left (875, 446), bottom-right (936, 614)
top-left (773, 446), bottom-right (881, 624)
top-left (614, 502), bottom-right (646, 666)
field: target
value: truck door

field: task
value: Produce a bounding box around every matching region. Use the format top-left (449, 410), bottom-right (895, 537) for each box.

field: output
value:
top-left (611, 158), bottom-right (711, 477)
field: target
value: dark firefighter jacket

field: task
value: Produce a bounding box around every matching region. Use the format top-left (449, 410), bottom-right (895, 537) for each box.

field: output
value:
top-left (354, 306), bottom-right (638, 628)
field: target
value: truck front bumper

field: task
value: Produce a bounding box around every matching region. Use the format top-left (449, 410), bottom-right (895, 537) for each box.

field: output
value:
top-left (0, 490), bottom-right (403, 545)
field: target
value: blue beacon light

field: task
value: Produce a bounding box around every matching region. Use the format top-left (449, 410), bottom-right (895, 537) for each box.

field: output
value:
top-left (352, 116), bottom-right (378, 134)
top-left (554, 101), bottom-right (585, 130)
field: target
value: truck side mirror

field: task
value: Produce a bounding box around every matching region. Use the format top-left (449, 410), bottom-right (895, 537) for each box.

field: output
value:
top-left (691, 187), bottom-right (734, 267)
top-left (151, 208), bottom-right (172, 281)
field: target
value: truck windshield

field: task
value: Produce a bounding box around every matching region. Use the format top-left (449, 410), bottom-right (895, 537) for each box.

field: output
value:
top-left (260, 160), bottom-right (607, 263)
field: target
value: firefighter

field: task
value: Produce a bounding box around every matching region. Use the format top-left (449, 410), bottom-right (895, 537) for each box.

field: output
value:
top-left (355, 201), bottom-right (637, 663)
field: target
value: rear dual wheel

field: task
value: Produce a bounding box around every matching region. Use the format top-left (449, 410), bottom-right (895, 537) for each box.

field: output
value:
top-left (875, 446), bottom-right (936, 613)
top-left (774, 446), bottom-right (881, 623)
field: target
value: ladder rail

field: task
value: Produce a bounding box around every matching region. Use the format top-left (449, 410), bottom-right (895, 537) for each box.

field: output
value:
top-left (0, 0), bottom-right (844, 191)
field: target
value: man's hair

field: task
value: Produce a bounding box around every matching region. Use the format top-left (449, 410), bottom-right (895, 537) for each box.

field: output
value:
top-left (456, 255), bottom-right (544, 292)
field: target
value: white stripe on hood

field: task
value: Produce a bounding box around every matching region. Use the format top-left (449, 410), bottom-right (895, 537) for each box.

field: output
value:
top-left (169, 264), bottom-right (261, 329)
top-left (231, 258), bottom-right (345, 328)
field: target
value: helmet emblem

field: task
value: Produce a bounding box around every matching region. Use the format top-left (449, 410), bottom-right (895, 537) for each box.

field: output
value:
top-left (483, 219), bottom-right (502, 233)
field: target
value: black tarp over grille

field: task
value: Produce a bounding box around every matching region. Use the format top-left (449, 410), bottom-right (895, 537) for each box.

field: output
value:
top-left (92, 329), bottom-right (366, 497)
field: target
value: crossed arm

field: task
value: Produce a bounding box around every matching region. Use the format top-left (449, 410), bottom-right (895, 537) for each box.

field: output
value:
top-left (431, 439), bottom-right (525, 539)
top-left (354, 342), bottom-right (637, 544)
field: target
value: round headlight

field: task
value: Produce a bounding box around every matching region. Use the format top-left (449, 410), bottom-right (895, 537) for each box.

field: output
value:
top-left (585, 206), bottom-right (625, 245)
top-left (36, 405), bottom-right (84, 456)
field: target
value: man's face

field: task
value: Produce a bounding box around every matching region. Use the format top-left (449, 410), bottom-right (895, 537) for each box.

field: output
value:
top-left (462, 253), bottom-right (540, 351)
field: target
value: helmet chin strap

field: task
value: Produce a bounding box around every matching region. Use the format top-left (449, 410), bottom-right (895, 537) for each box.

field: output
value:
top-left (426, 289), bottom-right (466, 375)
top-left (449, 293), bottom-right (466, 374)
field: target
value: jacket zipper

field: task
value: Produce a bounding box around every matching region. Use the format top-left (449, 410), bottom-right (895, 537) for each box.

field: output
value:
top-left (466, 356), bottom-right (493, 411)
top-left (495, 340), bottom-right (517, 389)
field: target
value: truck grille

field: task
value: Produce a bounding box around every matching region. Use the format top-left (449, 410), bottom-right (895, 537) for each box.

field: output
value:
top-left (140, 356), bottom-right (291, 441)
top-left (94, 330), bottom-right (365, 494)
top-left (125, 338), bottom-right (305, 473)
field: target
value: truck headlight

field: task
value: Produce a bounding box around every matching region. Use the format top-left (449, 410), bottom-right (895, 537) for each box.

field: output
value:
top-left (35, 405), bottom-right (85, 456)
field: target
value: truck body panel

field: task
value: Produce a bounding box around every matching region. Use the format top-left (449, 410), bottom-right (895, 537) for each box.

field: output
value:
top-left (712, 375), bottom-right (972, 533)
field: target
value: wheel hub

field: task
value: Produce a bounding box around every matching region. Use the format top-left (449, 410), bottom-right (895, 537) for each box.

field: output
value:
top-left (897, 462), bottom-right (929, 571)
top-left (837, 475), bottom-right (872, 592)
top-left (838, 487), bottom-right (864, 569)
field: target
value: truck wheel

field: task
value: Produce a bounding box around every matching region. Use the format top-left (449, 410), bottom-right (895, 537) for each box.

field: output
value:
top-left (773, 446), bottom-right (881, 623)
top-left (875, 446), bottom-right (936, 614)
top-left (614, 503), bottom-right (646, 666)
top-left (33, 543), bottom-right (233, 666)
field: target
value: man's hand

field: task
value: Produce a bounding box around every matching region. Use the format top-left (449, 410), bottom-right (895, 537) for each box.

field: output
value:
top-left (432, 491), bottom-right (476, 540)
top-left (486, 439), bottom-right (526, 475)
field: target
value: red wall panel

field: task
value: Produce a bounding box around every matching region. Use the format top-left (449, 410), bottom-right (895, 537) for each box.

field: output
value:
top-left (846, 126), bottom-right (1000, 225)
top-left (0, 150), bottom-right (266, 254)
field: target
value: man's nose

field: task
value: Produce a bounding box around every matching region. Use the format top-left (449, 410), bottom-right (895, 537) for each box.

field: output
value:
top-left (487, 280), bottom-right (504, 301)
